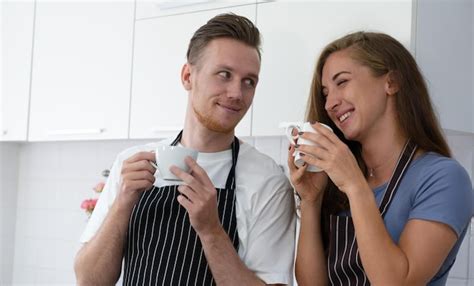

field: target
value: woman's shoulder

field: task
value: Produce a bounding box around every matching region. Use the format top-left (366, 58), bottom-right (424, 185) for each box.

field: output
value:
top-left (413, 152), bottom-right (469, 178)
top-left (411, 152), bottom-right (472, 198)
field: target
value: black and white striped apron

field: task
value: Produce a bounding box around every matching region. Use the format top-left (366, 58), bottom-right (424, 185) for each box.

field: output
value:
top-left (328, 139), bottom-right (417, 286)
top-left (123, 131), bottom-right (240, 286)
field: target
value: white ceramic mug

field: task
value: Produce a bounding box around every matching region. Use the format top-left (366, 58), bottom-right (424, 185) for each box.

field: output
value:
top-left (285, 122), bottom-right (333, 172)
top-left (152, 146), bottom-right (199, 181)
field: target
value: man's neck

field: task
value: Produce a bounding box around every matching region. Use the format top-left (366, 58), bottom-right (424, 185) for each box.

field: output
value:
top-left (180, 116), bottom-right (235, 153)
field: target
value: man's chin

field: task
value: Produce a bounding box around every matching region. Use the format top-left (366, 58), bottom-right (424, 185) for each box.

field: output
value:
top-left (204, 121), bottom-right (235, 134)
top-left (193, 106), bottom-right (241, 134)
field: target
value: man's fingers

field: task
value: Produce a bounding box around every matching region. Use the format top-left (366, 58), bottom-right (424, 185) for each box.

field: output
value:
top-left (121, 179), bottom-right (154, 193)
top-left (125, 151), bottom-right (155, 163)
top-left (177, 195), bottom-right (192, 211)
top-left (177, 185), bottom-right (198, 203)
top-left (122, 159), bottom-right (156, 174)
top-left (122, 170), bottom-right (156, 184)
top-left (184, 156), bottom-right (212, 186)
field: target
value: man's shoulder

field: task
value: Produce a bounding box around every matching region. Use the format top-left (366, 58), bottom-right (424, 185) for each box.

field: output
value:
top-left (238, 142), bottom-right (285, 176)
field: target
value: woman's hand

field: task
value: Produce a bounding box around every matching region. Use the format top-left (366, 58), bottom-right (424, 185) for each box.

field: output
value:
top-left (296, 123), bottom-right (366, 195)
top-left (288, 144), bottom-right (328, 203)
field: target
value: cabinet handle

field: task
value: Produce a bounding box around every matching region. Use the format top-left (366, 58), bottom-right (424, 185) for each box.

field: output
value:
top-left (151, 127), bottom-right (182, 133)
top-left (155, 1), bottom-right (212, 10)
top-left (2, 130), bottom-right (7, 136)
top-left (47, 128), bottom-right (105, 136)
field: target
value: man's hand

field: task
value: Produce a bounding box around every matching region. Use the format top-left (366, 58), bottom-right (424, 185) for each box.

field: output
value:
top-left (118, 151), bottom-right (156, 209)
top-left (170, 156), bottom-right (222, 239)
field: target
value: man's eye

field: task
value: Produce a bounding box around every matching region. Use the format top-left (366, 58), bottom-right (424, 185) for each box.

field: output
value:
top-left (243, 78), bottom-right (256, 87)
top-left (218, 71), bottom-right (231, 79)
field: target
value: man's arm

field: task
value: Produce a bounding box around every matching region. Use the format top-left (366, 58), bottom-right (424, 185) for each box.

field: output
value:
top-left (74, 151), bottom-right (156, 285)
top-left (74, 200), bottom-right (133, 285)
top-left (171, 157), bottom-right (285, 286)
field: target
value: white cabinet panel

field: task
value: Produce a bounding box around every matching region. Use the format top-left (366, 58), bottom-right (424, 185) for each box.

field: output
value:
top-left (130, 5), bottom-right (255, 139)
top-left (135, 0), bottom-right (254, 20)
top-left (28, 3), bottom-right (134, 141)
top-left (253, 1), bottom-right (412, 136)
top-left (1, 1), bottom-right (35, 141)
top-left (415, 0), bottom-right (473, 133)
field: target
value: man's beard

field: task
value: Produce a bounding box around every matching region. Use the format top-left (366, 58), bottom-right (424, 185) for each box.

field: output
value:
top-left (192, 104), bottom-right (237, 134)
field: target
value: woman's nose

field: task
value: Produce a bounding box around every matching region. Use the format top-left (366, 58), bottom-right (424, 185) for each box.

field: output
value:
top-left (324, 92), bottom-right (341, 112)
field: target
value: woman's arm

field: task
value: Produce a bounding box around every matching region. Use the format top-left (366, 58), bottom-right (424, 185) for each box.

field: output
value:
top-left (347, 183), bottom-right (457, 285)
top-left (288, 145), bottom-right (328, 286)
top-left (296, 199), bottom-right (328, 286)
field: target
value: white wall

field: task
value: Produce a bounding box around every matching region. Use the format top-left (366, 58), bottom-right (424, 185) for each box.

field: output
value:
top-left (1, 134), bottom-right (472, 285)
top-left (0, 143), bottom-right (20, 285)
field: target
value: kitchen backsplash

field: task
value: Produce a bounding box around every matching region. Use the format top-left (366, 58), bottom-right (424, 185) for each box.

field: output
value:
top-left (1, 133), bottom-right (473, 285)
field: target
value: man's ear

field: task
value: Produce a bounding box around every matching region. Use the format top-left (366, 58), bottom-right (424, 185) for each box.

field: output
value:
top-left (385, 71), bottom-right (400, 96)
top-left (181, 63), bottom-right (192, 91)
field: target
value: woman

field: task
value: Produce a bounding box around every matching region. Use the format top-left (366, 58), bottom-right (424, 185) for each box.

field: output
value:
top-left (289, 31), bottom-right (473, 286)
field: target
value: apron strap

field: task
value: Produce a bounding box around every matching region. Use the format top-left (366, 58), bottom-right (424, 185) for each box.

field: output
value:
top-left (379, 139), bottom-right (418, 217)
top-left (224, 137), bottom-right (240, 190)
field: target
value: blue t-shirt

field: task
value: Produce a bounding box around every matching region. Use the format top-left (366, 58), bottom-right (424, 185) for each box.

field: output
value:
top-left (346, 152), bottom-right (473, 285)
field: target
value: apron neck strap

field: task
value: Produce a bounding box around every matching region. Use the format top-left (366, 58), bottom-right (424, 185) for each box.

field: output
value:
top-left (379, 138), bottom-right (418, 217)
top-left (170, 131), bottom-right (240, 190)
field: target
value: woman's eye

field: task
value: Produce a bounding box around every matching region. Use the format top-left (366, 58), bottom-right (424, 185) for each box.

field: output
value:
top-left (337, 79), bottom-right (348, 86)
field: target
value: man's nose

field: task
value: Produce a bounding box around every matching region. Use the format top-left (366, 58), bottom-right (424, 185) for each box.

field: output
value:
top-left (227, 80), bottom-right (243, 99)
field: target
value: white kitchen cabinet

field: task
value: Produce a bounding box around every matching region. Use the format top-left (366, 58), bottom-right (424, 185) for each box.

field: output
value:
top-left (1, 1), bottom-right (35, 141)
top-left (28, 2), bottom-right (134, 141)
top-left (253, 1), bottom-right (412, 136)
top-left (130, 5), bottom-right (256, 139)
top-left (135, 0), bottom-right (254, 20)
top-left (415, 0), bottom-right (473, 134)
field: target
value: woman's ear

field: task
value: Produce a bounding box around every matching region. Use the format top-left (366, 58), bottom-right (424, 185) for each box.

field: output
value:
top-left (181, 63), bottom-right (192, 91)
top-left (385, 71), bottom-right (400, 96)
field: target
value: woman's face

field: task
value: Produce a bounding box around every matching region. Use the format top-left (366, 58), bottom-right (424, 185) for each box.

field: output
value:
top-left (321, 49), bottom-right (392, 142)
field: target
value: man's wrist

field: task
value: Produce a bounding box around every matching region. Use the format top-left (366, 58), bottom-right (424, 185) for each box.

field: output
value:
top-left (198, 225), bottom-right (226, 246)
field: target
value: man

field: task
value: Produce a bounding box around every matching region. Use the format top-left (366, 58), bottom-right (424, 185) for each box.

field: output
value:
top-left (74, 13), bottom-right (295, 286)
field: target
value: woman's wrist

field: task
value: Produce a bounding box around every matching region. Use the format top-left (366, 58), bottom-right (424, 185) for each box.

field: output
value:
top-left (300, 196), bottom-right (323, 210)
top-left (345, 178), bottom-right (372, 201)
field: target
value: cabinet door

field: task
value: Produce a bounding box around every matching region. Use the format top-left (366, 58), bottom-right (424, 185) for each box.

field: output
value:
top-left (130, 5), bottom-right (256, 139)
top-left (135, 0), bottom-right (254, 20)
top-left (1, 1), bottom-right (35, 141)
top-left (28, 2), bottom-right (134, 141)
top-left (253, 1), bottom-right (412, 136)
top-left (415, 0), bottom-right (473, 133)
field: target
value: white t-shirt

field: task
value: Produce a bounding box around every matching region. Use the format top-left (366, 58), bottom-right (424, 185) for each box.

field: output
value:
top-left (80, 138), bottom-right (296, 284)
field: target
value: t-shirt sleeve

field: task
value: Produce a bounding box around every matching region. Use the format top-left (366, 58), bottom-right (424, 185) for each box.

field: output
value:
top-left (241, 174), bottom-right (296, 284)
top-left (79, 155), bottom-right (122, 243)
top-left (409, 159), bottom-right (473, 237)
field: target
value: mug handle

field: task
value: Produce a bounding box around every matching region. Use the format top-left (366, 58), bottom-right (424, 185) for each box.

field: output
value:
top-left (285, 124), bottom-right (301, 145)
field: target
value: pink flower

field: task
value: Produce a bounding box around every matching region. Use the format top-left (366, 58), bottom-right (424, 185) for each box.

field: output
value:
top-left (80, 198), bottom-right (98, 214)
top-left (93, 182), bottom-right (105, 193)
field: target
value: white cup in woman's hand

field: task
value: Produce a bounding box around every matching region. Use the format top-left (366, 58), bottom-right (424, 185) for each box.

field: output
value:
top-left (285, 122), bottom-right (332, 172)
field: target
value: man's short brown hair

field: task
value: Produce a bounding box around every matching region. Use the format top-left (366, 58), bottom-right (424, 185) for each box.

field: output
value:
top-left (186, 13), bottom-right (261, 66)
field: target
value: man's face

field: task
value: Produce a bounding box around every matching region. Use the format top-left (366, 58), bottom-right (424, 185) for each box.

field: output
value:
top-left (182, 38), bottom-right (260, 134)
